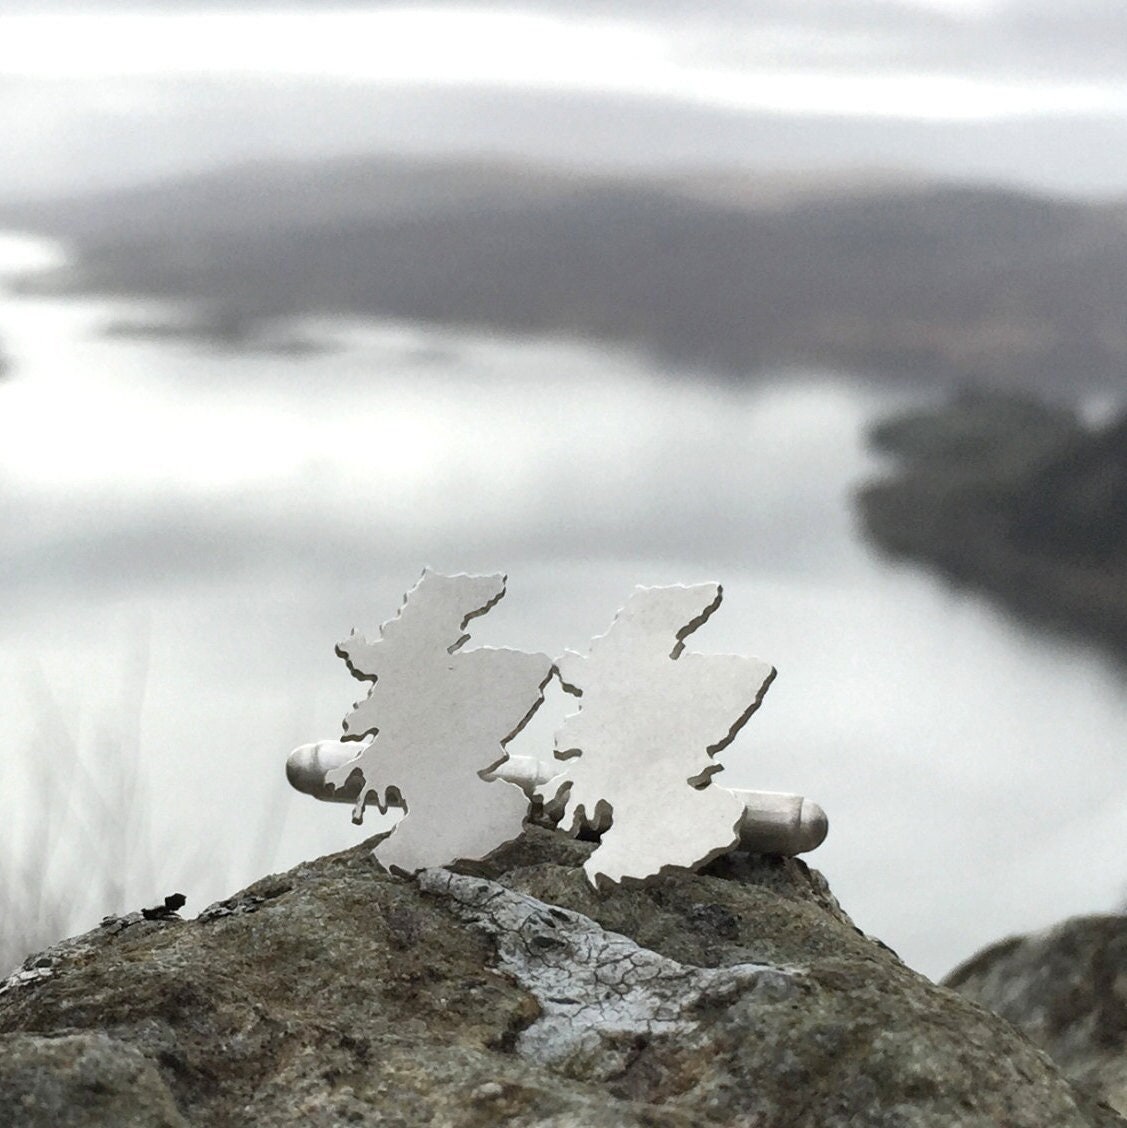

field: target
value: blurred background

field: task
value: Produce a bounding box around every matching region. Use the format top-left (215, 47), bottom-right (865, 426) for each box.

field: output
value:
top-left (2, 0), bottom-right (1126, 982)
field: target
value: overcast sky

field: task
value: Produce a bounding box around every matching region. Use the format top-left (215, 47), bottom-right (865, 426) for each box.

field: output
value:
top-left (5, 1), bottom-right (1127, 109)
top-left (2, 3), bottom-right (1127, 197)
top-left (6, 1), bottom-right (1127, 73)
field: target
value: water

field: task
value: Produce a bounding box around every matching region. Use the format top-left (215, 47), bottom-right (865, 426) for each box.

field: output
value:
top-left (1, 232), bottom-right (1124, 980)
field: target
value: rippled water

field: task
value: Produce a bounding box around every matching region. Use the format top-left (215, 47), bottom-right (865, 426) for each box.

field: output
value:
top-left (1, 232), bottom-right (1124, 979)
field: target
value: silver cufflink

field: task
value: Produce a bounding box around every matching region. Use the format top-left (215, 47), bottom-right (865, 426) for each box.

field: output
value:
top-left (285, 570), bottom-right (828, 885)
top-left (289, 742), bottom-right (828, 858)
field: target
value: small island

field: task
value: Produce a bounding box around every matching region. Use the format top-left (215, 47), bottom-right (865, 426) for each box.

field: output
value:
top-left (856, 391), bottom-right (1127, 659)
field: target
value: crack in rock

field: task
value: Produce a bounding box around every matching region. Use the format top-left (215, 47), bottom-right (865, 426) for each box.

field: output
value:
top-left (418, 869), bottom-right (802, 1074)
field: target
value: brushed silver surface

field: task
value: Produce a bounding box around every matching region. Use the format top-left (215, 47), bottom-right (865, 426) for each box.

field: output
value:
top-left (538, 583), bottom-right (779, 886)
top-left (289, 741), bottom-right (827, 858)
top-left (287, 575), bottom-right (828, 880)
top-left (320, 569), bottom-right (552, 874)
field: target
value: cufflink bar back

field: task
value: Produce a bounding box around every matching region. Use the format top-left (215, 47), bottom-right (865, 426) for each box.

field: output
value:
top-left (287, 740), bottom-right (828, 857)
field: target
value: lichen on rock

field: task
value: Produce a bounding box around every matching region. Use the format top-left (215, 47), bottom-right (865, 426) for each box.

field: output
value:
top-left (418, 867), bottom-right (800, 1077)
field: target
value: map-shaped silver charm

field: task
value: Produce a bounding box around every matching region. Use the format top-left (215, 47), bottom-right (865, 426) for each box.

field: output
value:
top-left (537, 583), bottom-right (776, 887)
top-left (286, 571), bottom-right (826, 881)
top-left (324, 569), bottom-right (552, 874)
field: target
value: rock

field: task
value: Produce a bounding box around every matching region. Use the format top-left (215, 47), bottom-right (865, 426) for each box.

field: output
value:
top-left (0, 1032), bottom-right (187, 1127)
top-left (0, 826), bottom-right (1121, 1127)
top-left (945, 913), bottom-right (1127, 1117)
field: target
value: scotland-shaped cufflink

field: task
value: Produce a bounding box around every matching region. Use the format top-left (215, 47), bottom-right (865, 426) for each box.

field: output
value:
top-left (286, 570), bottom-right (828, 884)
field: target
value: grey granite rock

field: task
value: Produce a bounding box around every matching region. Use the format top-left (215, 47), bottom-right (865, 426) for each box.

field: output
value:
top-left (945, 913), bottom-right (1127, 1117)
top-left (0, 827), bottom-right (1121, 1127)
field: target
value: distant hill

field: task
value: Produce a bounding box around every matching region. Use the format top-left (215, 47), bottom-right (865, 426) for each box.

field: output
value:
top-left (5, 156), bottom-right (1127, 390)
top-left (857, 393), bottom-right (1127, 658)
top-left (1007, 416), bottom-right (1127, 563)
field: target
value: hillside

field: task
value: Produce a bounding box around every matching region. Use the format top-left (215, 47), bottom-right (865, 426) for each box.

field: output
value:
top-left (6, 157), bottom-right (1127, 391)
top-left (857, 393), bottom-right (1127, 657)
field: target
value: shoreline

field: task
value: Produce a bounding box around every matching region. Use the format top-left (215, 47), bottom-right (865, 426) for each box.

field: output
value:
top-left (856, 392), bottom-right (1127, 665)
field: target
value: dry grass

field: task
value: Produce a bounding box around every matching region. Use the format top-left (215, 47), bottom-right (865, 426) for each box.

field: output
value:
top-left (0, 647), bottom-right (155, 975)
top-left (1, 643), bottom-right (301, 977)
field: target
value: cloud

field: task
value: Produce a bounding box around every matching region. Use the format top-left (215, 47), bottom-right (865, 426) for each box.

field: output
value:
top-left (5, 2), bottom-right (1127, 89)
top-left (5, 75), bottom-right (1127, 203)
top-left (625, 0), bottom-right (1127, 86)
top-left (3, 3), bottom-right (1127, 201)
